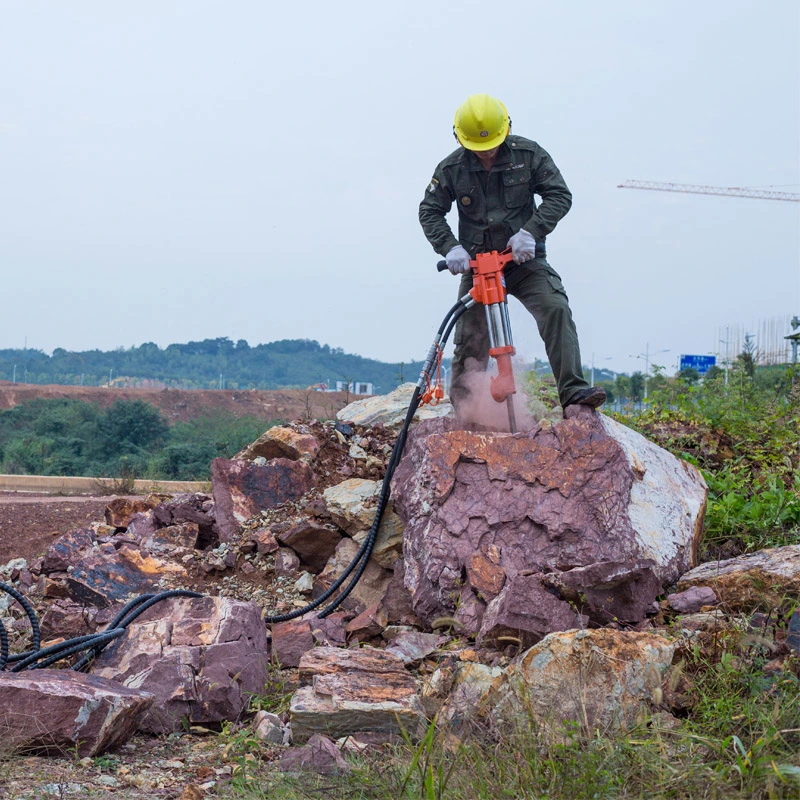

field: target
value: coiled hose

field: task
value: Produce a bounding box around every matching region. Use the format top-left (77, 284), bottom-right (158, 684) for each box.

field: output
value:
top-left (0, 584), bottom-right (201, 672)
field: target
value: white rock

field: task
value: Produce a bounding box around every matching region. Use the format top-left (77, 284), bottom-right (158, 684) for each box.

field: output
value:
top-left (337, 383), bottom-right (453, 432)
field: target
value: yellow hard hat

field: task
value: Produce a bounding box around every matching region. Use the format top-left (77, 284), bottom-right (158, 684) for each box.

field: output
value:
top-left (453, 94), bottom-right (510, 151)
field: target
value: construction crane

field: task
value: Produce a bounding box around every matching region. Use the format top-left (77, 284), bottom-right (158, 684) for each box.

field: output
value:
top-left (618, 180), bottom-right (800, 202)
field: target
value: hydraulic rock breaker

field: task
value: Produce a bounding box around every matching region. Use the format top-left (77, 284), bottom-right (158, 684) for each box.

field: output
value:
top-left (433, 248), bottom-right (518, 433)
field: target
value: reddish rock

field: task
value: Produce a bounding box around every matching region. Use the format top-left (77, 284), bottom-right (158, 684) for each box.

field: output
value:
top-left (275, 547), bottom-right (301, 576)
top-left (667, 586), bottom-right (719, 614)
top-left (141, 522), bottom-right (199, 554)
top-left (211, 458), bottom-right (315, 541)
top-left (479, 573), bottom-right (587, 648)
top-left (274, 519), bottom-right (342, 573)
top-left (272, 619), bottom-right (315, 668)
top-left (0, 670), bottom-right (153, 756)
top-left (238, 424), bottom-right (322, 463)
top-left (126, 510), bottom-right (158, 541)
top-left (346, 603), bottom-right (388, 641)
top-left (542, 559), bottom-right (662, 624)
top-left (105, 496), bottom-right (162, 529)
top-left (66, 544), bottom-right (187, 607)
top-left (92, 595), bottom-right (269, 733)
top-left (386, 631), bottom-right (446, 664)
top-left (392, 415), bottom-right (706, 639)
top-left (468, 548), bottom-right (506, 601)
top-left (278, 734), bottom-right (349, 775)
top-left (249, 528), bottom-right (279, 555)
top-left (291, 647), bottom-right (426, 742)
top-left (310, 612), bottom-right (349, 647)
top-left (39, 598), bottom-right (105, 639)
top-left (380, 558), bottom-right (420, 627)
top-left (41, 528), bottom-right (95, 573)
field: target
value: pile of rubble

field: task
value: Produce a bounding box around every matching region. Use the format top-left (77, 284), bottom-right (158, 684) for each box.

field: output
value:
top-left (1, 382), bottom-right (799, 784)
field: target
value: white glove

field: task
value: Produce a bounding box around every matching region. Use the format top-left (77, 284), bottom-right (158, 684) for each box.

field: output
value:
top-left (508, 228), bottom-right (537, 264)
top-left (445, 244), bottom-right (471, 275)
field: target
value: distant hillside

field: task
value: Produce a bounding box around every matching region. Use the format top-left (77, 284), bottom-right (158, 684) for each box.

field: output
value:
top-left (0, 338), bottom-right (428, 394)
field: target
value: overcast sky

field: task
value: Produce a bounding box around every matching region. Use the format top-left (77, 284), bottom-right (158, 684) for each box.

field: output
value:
top-left (1, 1), bottom-right (798, 377)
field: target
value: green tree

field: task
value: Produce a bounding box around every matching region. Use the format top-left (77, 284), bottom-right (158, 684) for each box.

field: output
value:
top-left (629, 371), bottom-right (645, 402)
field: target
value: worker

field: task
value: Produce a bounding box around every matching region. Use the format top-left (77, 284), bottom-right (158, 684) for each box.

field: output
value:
top-left (419, 93), bottom-right (605, 416)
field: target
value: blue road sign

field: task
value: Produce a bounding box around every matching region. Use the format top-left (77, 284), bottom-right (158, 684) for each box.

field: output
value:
top-left (680, 354), bottom-right (716, 374)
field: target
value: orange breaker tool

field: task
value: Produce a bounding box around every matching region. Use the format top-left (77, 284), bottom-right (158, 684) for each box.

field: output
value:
top-left (433, 248), bottom-right (519, 433)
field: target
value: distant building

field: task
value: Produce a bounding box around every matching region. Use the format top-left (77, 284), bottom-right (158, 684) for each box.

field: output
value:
top-left (334, 380), bottom-right (374, 395)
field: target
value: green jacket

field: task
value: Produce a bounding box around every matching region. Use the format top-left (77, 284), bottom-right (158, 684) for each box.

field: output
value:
top-left (418, 135), bottom-right (573, 257)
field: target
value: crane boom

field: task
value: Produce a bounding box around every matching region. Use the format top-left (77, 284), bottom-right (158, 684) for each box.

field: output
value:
top-left (618, 180), bottom-right (800, 202)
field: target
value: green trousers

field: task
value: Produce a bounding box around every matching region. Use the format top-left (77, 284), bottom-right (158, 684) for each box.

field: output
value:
top-left (450, 257), bottom-right (589, 409)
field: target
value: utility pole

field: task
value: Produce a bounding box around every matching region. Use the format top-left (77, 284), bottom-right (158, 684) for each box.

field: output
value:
top-left (630, 343), bottom-right (669, 400)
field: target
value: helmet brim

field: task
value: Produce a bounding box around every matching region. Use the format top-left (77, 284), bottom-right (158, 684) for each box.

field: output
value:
top-left (456, 127), bottom-right (510, 151)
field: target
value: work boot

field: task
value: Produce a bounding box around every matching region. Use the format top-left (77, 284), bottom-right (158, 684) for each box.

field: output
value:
top-left (563, 386), bottom-right (606, 409)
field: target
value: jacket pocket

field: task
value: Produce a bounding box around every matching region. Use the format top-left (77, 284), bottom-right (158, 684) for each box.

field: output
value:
top-left (503, 169), bottom-right (532, 208)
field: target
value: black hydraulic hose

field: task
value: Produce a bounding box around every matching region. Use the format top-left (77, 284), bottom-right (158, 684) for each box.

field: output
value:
top-left (317, 387), bottom-right (422, 618)
top-left (262, 295), bottom-right (466, 624)
top-left (0, 619), bottom-right (8, 671)
top-left (261, 389), bottom-right (422, 625)
top-left (0, 581), bottom-right (41, 654)
top-left (0, 588), bottom-right (202, 673)
top-left (72, 589), bottom-right (202, 671)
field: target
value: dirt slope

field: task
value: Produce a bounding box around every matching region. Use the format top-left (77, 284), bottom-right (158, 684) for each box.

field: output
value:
top-left (0, 381), bottom-right (351, 424)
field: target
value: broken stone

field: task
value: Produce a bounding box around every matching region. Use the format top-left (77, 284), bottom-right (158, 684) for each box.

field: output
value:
top-left (290, 646), bottom-right (426, 743)
top-left (92, 595), bottom-right (269, 733)
top-left (275, 547), bottom-right (301, 576)
top-left (39, 598), bottom-right (102, 640)
top-left (346, 603), bottom-right (388, 641)
top-left (0, 670), bottom-right (153, 757)
top-left (337, 382), bottom-right (453, 432)
top-left (392, 414), bottom-right (706, 639)
top-left (323, 478), bottom-right (382, 536)
top-left (438, 662), bottom-right (503, 731)
top-left (274, 519), bottom-right (342, 573)
top-left (250, 528), bottom-right (279, 555)
top-left (278, 734), bottom-right (349, 775)
top-left (41, 528), bottom-right (95, 574)
top-left (386, 631), bottom-right (446, 665)
top-left (310, 613), bottom-right (349, 647)
top-left (272, 619), bottom-right (315, 668)
top-left (66, 545), bottom-right (187, 608)
top-left (211, 457), bottom-right (315, 542)
top-left (314, 538), bottom-right (391, 615)
top-left (666, 586), bottom-right (719, 614)
top-left (294, 571), bottom-right (315, 593)
top-left (141, 522), bottom-right (200, 554)
top-left (238, 424), bottom-right (321, 462)
top-left (380, 559), bottom-right (421, 627)
top-left (254, 710), bottom-right (287, 745)
top-left (541, 559), bottom-right (663, 625)
top-left (677, 545), bottom-right (800, 611)
top-left (483, 629), bottom-right (675, 742)
top-left (105, 496), bottom-right (162, 529)
top-left (479, 572), bottom-right (587, 648)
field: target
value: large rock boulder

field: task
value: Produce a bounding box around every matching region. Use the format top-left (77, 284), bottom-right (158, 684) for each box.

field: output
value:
top-left (92, 595), bottom-right (269, 733)
top-left (211, 457), bottom-right (315, 541)
top-left (0, 670), bottom-right (154, 757)
top-left (482, 629), bottom-right (675, 742)
top-left (392, 410), bottom-right (706, 641)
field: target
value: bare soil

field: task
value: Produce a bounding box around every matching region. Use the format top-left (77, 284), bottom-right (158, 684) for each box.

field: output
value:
top-left (0, 381), bottom-right (352, 424)
top-left (0, 493), bottom-right (116, 565)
